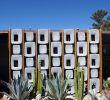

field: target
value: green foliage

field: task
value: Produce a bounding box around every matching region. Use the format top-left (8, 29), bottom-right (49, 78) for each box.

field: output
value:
top-left (46, 74), bottom-right (69, 100)
top-left (33, 62), bottom-right (43, 95)
top-left (90, 93), bottom-right (98, 100)
top-left (103, 80), bottom-right (110, 90)
top-left (90, 9), bottom-right (110, 30)
top-left (74, 64), bottom-right (84, 100)
top-left (4, 76), bottom-right (33, 100)
top-left (89, 89), bottom-right (98, 100)
top-left (91, 10), bottom-right (107, 24)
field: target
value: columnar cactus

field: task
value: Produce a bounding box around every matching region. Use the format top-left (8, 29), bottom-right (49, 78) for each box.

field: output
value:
top-left (74, 64), bottom-right (84, 100)
top-left (33, 62), bottom-right (43, 95)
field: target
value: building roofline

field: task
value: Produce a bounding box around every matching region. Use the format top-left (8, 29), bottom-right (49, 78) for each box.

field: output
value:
top-left (102, 31), bottom-right (110, 34)
top-left (0, 29), bottom-right (110, 34)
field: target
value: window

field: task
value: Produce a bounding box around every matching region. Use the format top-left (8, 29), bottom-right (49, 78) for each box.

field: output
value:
top-left (92, 59), bottom-right (95, 66)
top-left (53, 47), bottom-right (58, 54)
top-left (91, 34), bottom-right (95, 41)
top-left (41, 60), bottom-right (45, 67)
top-left (66, 59), bottom-right (71, 66)
top-left (79, 47), bottom-right (83, 53)
top-left (92, 83), bottom-right (96, 89)
top-left (53, 72), bottom-right (57, 78)
top-left (27, 73), bottom-right (32, 80)
top-left (67, 84), bottom-right (71, 91)
top-left (27, 47), bottom-right (31, 54)
top-left (14, 60), bottom-right (18, 67)
top-left (40, 34), bottom-right (45, 41)
top-left (66, 34), bottom-right (70, 41)
top-left (14, 34), bottom-right (18, 41)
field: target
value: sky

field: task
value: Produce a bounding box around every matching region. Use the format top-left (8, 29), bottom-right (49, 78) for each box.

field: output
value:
top-left (0, 0), bottom-right (110, 30)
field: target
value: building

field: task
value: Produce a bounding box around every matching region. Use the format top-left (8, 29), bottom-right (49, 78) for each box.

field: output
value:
top-left (0, 29), bottom-right (103, 94)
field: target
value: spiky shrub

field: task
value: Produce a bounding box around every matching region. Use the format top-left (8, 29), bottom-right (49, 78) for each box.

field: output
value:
top-left (74, 64), bottom-right (84, 100)
top-left (46, 74), bottom-right (70, 100)
top-left (103, 80), bottom-right (110, 89)
top-left (103, 80), bottom-right (110, 100)
top-left (4, 76), bottom-right (33, 100)
top-left (89, 88), bottom-right (98, 100)
top-left (33, 62), bottom-right (43, 95)
top-left (90, 91), bottom-right (98, 100)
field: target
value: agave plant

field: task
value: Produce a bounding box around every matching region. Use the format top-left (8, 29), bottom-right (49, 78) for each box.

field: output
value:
top-left (89, 89), bottom-right (98, 100)
top-left (46, 74), bottom-right (70, 100)
top-left (3, 76), bottom-right (33, 100)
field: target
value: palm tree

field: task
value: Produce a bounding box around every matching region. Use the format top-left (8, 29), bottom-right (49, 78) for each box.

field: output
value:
top-left (90, 9), bottom-right (110, 30)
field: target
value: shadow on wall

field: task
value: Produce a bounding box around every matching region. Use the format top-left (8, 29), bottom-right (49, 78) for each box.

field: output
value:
top-left (102, 34), bottom-right (110, 80)
top-left (0, 34), bottom-right (9, 92)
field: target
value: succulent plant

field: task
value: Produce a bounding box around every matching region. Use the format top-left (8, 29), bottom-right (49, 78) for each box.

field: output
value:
top-left (2, 76), bottom-right (33, 100)
top-left (103, 80), bottom-right (110, 100)
top-left (33, 62), bottom-right (43, 96)
top-left (103, 80), bottom-right (110, 89)
top-left (46, 74), bottom-right (70, 100)
top-left (89, 89), bottom-right (98, 100)
top-left (74, 63), bottom-right (84, 100)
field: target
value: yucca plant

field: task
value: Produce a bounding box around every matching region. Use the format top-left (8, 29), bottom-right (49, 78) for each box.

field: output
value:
top-left (3, 76), bottom-right (33, 100)
top-left (46, 74), bottom-right (70, 100)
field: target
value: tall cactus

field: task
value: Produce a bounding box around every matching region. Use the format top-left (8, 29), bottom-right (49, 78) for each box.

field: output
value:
top-left (74, 64), bottom-right (84, 100)
top-left (33, 62), bottom-right (43, 95)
